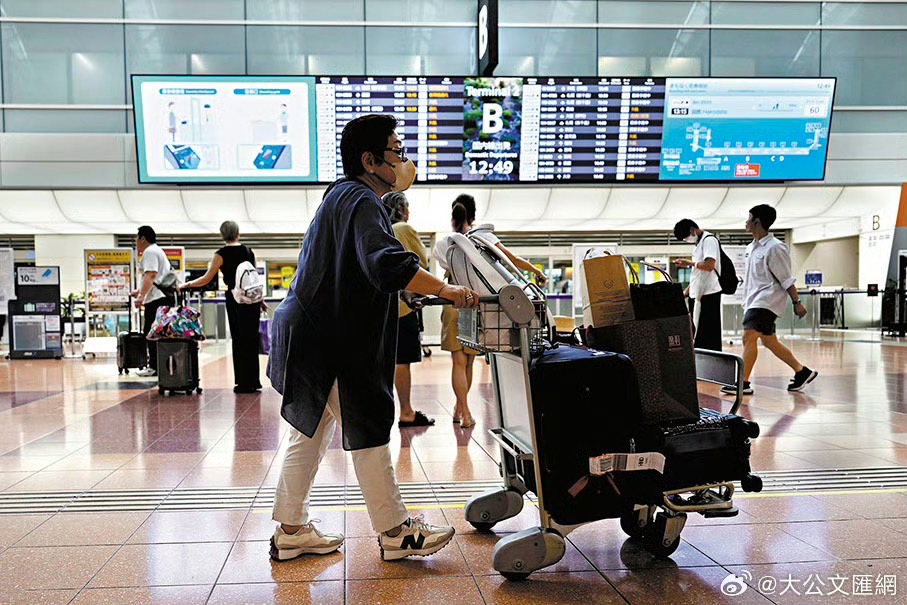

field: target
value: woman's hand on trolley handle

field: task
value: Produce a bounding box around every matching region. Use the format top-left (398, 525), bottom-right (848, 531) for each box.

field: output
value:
top-left (438, 284), bottom-right (481, 309)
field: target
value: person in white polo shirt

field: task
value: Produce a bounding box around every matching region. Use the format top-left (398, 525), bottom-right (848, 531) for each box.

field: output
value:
top-left (725, 204), bottom-right (818, 396)
top-left (131, 225), bottom-right (175, 377)
top-left (673, 218), bottom-right (723, 351)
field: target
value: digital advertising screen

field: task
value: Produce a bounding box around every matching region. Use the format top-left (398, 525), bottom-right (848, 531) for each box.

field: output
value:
top-left (132, 75), bottom-right (835, 185)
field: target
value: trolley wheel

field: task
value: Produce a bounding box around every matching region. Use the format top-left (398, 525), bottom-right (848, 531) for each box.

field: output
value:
top-left (643, 533), bottom-right (681, 559)
top-left (501, 572), bottom-right (529, 582)
top-left (642, 512), bottom-right (686, 559)
top-left (118, 368), bottom-right (123, 375)
top-left (158, 387), bottom-right (165, 396)
top-left (169, 390), bottom-right (175, 396)
top-left (469, 521), bottom-right (496, 532)
top-left (196, 387), bottom-right (203, 394)
top-left (620, 508), bottom-right (650, 540)
top-left (741, 473), bottom-right (763, 493)
top-left (422, 346), bottom-right (432, 358)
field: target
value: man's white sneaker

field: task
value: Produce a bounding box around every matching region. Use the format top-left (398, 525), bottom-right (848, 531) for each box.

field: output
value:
top-left (270, 520), bottom-right (344, 561)
top-left (379, 515), bottom-right (455, 561)
top-left (135, 368), bottom-right (157, 377)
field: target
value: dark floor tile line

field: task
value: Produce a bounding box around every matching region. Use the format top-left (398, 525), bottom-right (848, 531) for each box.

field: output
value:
top-left (205, 506), bottom-right (256, 605)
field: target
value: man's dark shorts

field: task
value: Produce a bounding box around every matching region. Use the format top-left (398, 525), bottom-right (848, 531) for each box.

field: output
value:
top-left (743, 308), bottom-right (779, 336)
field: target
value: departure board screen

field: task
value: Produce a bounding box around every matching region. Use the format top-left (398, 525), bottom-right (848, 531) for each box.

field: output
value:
top-left (133, 75), bottom-right (835, 184)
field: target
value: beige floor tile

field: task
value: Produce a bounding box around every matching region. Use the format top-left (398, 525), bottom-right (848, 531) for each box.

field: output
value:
top-left (17, 512), bottom-right (150, 547)
top-left (128, 509), bottom-right (249, 544)
top-left (475, 571), bottom-right (627, 605)
top-left (347, 576), bottom-right (484, 605)
top-left (0, 545), bottom-right (117, 590)
top-left (88, 542), bottom-right (232, 588)
top-left (70, 585), bottom-right (211, 605)
top-left (217, 540), bottom-right (344, 584)
top-left (208, 581), bottom-right (343, 605)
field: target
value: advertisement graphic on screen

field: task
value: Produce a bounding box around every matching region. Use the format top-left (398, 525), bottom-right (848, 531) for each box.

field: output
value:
top-left (132, 75), bottom-right (835, 184)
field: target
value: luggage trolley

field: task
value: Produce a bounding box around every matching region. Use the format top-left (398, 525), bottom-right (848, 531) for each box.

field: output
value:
top-left (436, 231), bottom-right (759, 580)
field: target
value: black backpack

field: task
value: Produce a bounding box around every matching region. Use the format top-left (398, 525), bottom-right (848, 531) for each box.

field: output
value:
top-left (706, 234), bottom-right (738, 295)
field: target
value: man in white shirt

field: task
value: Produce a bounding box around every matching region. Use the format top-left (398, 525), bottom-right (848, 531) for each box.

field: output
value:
top-left (673, 219), bottom-right (722, 351)
top-left (724, 205), bottom-right (817, 396)
top-left (132, 225), bottom-right (175, 377)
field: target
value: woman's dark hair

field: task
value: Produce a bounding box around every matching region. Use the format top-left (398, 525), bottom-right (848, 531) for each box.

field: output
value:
top-left (137, 225), bottom-right (156, 244)
top-left (383, 191), bottom-right (408, 224)
top-left (451, 194), bottom-right (476, 233)
top-left (673, 218), bottom-right (698, 241)
top-left (340, 114), bottom-right (397, 178)
top-left (749, 204), bottom-right (777, 230)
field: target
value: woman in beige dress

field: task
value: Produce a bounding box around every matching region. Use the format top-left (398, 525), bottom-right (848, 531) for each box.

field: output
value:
top-left (432, 194), bottom-right (546, 428)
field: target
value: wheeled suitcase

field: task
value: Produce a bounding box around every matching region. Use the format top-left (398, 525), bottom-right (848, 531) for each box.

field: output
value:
top-left (640, 408), bottom-right (762, 493)
top-left (156, 339), bottom-right (202, 396)
top-left (117, 332), bottom-right (147, 374)
top-left (527, 344), bottom-right (663, 525)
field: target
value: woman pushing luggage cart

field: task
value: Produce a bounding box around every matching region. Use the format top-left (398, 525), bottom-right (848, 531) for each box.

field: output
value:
top-left (417, 230), bottom-right (763, 581)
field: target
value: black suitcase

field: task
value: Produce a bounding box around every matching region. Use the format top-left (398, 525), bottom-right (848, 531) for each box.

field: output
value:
top-left (640, 408), bottom-right (761, 493)
top-left (527, 345), bottom-right (662, 525)
top-left (156, 339), bottom-right (202, 396)
top-left (117, 332), bottom-right (147, 374)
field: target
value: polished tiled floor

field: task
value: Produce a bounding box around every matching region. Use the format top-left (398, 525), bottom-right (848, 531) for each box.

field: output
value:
top-left (1, 335), bottom-right (906, 604)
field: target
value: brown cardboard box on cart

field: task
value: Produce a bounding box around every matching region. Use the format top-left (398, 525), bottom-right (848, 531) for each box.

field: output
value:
top-left (581, 254), bottom-right (635, 328)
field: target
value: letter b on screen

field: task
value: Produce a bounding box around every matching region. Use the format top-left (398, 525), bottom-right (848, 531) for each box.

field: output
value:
top-left (483, 103), bottom-right (503, 134)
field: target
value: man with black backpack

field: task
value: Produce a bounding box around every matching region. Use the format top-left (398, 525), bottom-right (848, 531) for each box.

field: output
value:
top-left (673, 219), bottom-right (736, 351)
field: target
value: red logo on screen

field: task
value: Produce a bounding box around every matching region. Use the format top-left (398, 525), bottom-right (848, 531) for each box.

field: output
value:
top-left (735, 163), bottom-right (761, 178)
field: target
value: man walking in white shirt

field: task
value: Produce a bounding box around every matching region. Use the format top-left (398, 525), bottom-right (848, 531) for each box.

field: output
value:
top-left (723, 204), bottom-right (817, 396)
top-left (673, 218), bottom-right (723, 351)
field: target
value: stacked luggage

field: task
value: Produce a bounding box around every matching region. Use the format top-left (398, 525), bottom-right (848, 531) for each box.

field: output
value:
top-left (444, 230), bottom-right (761, 579)
top-left (146, 289), bottom-right (204, 396)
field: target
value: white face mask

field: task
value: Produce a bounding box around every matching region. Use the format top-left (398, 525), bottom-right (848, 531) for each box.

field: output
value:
top-left (684, 235), bottom-right (698, 244)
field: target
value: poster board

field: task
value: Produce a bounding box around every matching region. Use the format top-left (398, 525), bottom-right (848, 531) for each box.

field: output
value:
top-left (0, 248), bottom-right (15, 312)
top-left (722, 245), bottom-right (748, 305)
top-left (161, 246), bottom-right (185, 278)
top-left (572, 243), bottom-right (619, 312)
top-left (85, 249), bottom-right (134, 314)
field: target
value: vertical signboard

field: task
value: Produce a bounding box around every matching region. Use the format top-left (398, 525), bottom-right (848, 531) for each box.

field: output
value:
top-left (478, 0), bottom-right (499, 76)
top-left (161, 246), bottom-right (186, 279)
top-left (85, 249), bottom-right (134, 314)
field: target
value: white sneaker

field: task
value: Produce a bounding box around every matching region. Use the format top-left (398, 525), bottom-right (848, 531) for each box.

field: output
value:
top-left (270, 520), bottom-right (344, 561)
top-left (379, 515), bottom-right (455, 561)
top-left (135, 368), bottom-right (157, 377)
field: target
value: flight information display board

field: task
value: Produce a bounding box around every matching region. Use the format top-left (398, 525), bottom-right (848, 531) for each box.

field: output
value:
top-left (133, 75), bottom-right (835, 184)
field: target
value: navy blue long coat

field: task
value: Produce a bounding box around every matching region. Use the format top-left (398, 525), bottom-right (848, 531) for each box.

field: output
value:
top-left (267, 179), bottom-right (420, 450)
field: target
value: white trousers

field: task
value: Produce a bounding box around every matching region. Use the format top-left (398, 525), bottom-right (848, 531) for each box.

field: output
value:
top-left (272, 381), bottom-right (408, 534)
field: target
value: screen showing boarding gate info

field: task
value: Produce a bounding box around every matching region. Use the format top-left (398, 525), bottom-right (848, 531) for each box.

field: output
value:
top-left (132, 75), bottom-right (836, 185)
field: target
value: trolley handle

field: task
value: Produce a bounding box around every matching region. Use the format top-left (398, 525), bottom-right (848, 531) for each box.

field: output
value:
top-left (416, 294), bottom-right (499, 307)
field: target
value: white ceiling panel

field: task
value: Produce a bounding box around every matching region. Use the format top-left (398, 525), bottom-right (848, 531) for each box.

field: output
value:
top-left (775, 186), bottom-right (843, 218)
top-left (708, 187), bottom-right (784, 219)
top-left (246, 189), bottom-right (309, 224)
top-left (825, 185), bottom-right (901, 217)
top-left (542, 188), bottom-right (609, 220)
top-left (601, 188), bottom-right (669, 220)
top-left (0, 191), bottom-right (62, 222)
top-left (658, 188), bottom-right (727, 220)
top-left (55, 190), bottom-right (128, 223)
top-left (485, 188), bottom-right (549, 222)
top-left (0, 222), bottom-right (50, 234)
top-left (181, 190), bottom-right (251, 226)
top-left (249, 221), bottom-right (308, 234)
top-left (27, 222), bottom-right (105, 234)
top-left (118, 190), bottom-right (191, 224)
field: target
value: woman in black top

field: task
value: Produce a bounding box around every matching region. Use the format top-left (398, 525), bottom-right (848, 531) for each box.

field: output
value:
top-left (182, 220), bottom-right (263, 393)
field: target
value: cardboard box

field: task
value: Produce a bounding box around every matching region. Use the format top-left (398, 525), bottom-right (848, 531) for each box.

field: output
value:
top-left (581, 254), bottom-right (635, 328)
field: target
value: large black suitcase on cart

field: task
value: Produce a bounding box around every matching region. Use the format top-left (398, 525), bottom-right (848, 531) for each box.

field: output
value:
top-left (117, 332), bottom-right (147, 374)
top-left (640, 408), bottom-right (761, 493)
top-left (527, 345), bottom-right (662, 525)
top-left (156, 339), bottom-right (202, 396)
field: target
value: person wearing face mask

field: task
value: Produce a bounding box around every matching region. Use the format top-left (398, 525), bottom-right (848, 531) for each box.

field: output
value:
top-left (673, 218), bottom-right (723, 351)
top-left (267, 114), bottom-right (480, 563)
